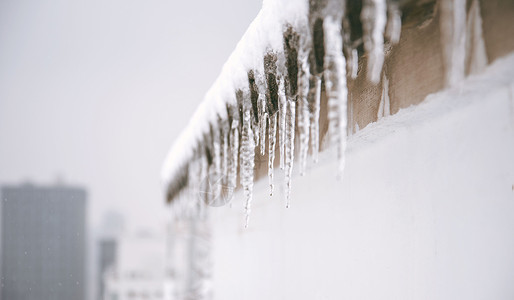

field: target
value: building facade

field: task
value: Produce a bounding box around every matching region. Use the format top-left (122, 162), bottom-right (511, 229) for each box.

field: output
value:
top-left (0, 183), bottom-right (87, 300)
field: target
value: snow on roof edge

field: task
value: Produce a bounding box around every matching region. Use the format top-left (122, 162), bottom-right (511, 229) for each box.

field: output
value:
top-left (161, 0), bottom-right (308, 193)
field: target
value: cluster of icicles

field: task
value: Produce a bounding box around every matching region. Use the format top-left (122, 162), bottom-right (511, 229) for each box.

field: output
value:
top-left (169, 0), bottom-right (402, 226)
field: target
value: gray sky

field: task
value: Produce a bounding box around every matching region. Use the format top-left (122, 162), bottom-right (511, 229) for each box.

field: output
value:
top-left (0, 0), bottom-right (262, 232)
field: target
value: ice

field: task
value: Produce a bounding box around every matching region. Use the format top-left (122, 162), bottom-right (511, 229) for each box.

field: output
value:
top-left (278, 78), bottom-right (287, 170)
top-left (309, 76), bottom-right (321, 163)
top-left (285, 98), bottom-right (296, 208)
top-left (228, 118), bottom-right (239, 202)
top-left (439, 0), bottom-right (466, 87)
top-left (241, 92), bottom-right (256, 227)
top-left (324, 15), bottom-right (348, 176)
top-left (361, 0), bottom-right (386, 83)
top-left (268, 113), bottom-right (277, 196)
top-left (221, 123), bottom-right (229, 185)
top-left (298, 50), bottom-right (310, 176)
top-left (258, 93), bottom-right (268, 155)
top-left (377, 74), bottom-right (390, 119)
top-left (349, 49), bottom-right (358, 79)
top-left (342, 16), bottom-right (358, 79)
top-left (211, 125), bottom-right (222, 202)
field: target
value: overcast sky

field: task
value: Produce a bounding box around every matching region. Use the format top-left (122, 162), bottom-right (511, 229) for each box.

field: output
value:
top-left (0, 0), bottom-right (262, 232)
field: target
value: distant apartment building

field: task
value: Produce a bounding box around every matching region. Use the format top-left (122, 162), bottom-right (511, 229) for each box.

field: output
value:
top-left (98, 238), bottom-right (117, 300)
top-left (0, 183), bottom-right (87, 300)
top-left (103, 233), bottom-right (165, 300)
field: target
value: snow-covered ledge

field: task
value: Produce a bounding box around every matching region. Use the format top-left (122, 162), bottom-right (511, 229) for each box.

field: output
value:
top-left (162, 0), bottom-right (514, 224)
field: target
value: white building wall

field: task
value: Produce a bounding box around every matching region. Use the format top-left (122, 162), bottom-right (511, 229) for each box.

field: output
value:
top-left (209, 54), bottom-right (514, 300)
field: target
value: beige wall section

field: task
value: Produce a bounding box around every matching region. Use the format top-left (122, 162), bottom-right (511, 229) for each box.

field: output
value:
top-left (252, 0), bottom-right (514, 182)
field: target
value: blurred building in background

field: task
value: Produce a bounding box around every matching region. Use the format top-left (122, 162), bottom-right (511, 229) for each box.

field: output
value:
top-left (98, 238), bottom-right (117, 300)
top-left (102, 231), bottom-right (165, 300)
top-left (0, 182), bottom-right (87, 300)
top-left (97, 211), bottom-right (125, 300)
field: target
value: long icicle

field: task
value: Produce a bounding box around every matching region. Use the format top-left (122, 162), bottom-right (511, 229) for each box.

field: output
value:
top-left (268, 112), bottom-right (277, 196)
top-left (220, 121), bottom-right (229, 205)
top-left (466, 0), bottom-right (487, 75)
top-left (228, 118), bottom-right (239, 202)
top-left (259, 93), bottom-right (268, 156)
top-left (439, 0), bottom-right (466, 87)
top-left (211, 125), bottom-right (222, 204)
top-left (385, 0), bottom-right (402, 45)
top-left (361, 0), bottom-right (386, 83)
top-left (241, 92), bottom-right (255, 227)
top-left (285, 99), bottom-right (296, 208)
top-left (324, 15), bottom-right (348, 177)
top-left (309, 76), bottom-right (321, 163)
top-left (298, 50), bottom-right (310, 176)
top-left (342, 14), bottom-right (359, 79)
top-left (278, 78), bottom-right (287, 170)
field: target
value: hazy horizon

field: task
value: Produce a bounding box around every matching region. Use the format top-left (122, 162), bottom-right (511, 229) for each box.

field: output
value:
top-left (0, 0), bottom-right (262, 233)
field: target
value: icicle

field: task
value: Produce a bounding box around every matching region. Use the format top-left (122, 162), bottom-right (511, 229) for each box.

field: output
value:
top-left (219, 122), bottom-right (229, 205)
top-left (268, 112), bottom-right (277, 196)
top-left (342, 15), bottom-right (359, 79)
top-left (211, 125), bottom-right (222, 204)
top-left (324, 16), bottom-right (348, 176)
top-left (298, 51), bottom-right (310, 176)
top-left (466, 0), bottom-right (487, 75)
top-left (278, 78), bottom-right (287, 170)
top-left (350, 49), bottom-right (358, 79)
top-left (439, 0), bottom-right (466, 87)
top-left (221, 125), bottom-right (228, 178)
top-left (385, 0), bottom-right (402, 45)
top-left (198, 151), bottom-right (209, 207)
top-left (377, 73), bottom-right (390, 119)
top-left (258, 94), bottom-right (268, 156)
top-left (227, 118), bottom-right (239, 202)
top-left (241, 93), bottom-right (255, 228)
top-left (361, 0), bottom-right (386, 83)
top-left (285, 99), bottom-right (296, 208)
top-left (309, 76), bottom-right (321, 163)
